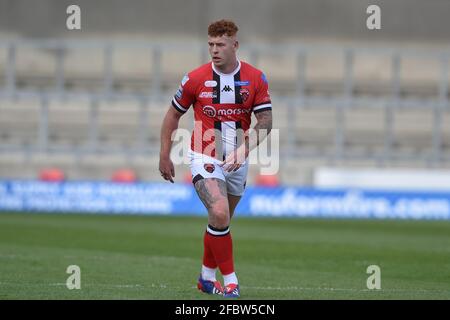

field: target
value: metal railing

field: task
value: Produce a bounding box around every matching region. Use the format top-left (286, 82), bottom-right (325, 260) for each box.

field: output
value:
top-left (0, 39), bottom-right (449, 167)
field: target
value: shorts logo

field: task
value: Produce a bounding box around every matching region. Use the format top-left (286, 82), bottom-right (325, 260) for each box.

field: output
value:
top-left (202, 105), bottom-right (216, 117)
top-left (204, 80), bottom-right (217, 87)
top-left (240, 88), bottom-right (250, 102)
top-left (204, 163), bottom-right (215, 173)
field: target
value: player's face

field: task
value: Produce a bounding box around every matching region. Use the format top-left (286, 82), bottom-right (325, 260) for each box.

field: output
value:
top-left (208, 35), bottom-right (238, 69)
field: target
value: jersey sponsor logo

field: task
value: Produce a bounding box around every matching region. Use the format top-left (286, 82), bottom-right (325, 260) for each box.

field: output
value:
top-left (204, 80), bottom-right (217, 87)
top-left (240, 88), bottom-right (250, 102)
top-left (202, 105), bottom-right (250, 118)
top-left (199, 91), bottom-right (217, 99)
top-left (222, 85), bottom-right (233, 92)
top-left (217, 108), bottom-right (250, 116)
top-left (175, 86), bottom-right (183, 99)
top-left (181, 74), bottom-right (189, 86)
top-left (204, 163), bottom-right (215, 173)
top-left (234, 80), bottom-right (250, 86)
top-left (202, 105), bottom-right (216, 117)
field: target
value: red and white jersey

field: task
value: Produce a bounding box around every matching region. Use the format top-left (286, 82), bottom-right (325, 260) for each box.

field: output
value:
top-left (172, 60), bottom-right (272, 159)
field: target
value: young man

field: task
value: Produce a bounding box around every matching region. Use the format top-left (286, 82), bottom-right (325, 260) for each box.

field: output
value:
top-left (159, 19), bottom-right (272, 298)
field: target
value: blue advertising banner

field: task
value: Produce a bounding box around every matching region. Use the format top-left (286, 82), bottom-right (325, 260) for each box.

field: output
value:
top-left (0, 180), bottom-right (449, 220)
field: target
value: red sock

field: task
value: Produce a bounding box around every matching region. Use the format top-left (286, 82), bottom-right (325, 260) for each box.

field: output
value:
top-left (205, 225), bottom-right (234, 275)
top-left (203, 230), bottom-right (217, 269)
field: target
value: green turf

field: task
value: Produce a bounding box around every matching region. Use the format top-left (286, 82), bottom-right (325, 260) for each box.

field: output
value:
top-left (0, 212), bottom-right (449, 299)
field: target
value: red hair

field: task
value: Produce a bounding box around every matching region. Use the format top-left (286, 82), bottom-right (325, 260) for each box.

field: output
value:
top-left (208, 19), bottom-right (239, 37)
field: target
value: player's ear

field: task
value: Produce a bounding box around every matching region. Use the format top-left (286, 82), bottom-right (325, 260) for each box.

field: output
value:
top-left (234, 40), bottom-right (239, 50)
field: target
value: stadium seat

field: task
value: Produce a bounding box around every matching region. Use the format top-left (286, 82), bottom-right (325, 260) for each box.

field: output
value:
top-left (111, 168), bottom-right (137, 183)
top-left (254, 174), bottom-right (280, 187)
top-left (39, 168), bottom-right (65, 182)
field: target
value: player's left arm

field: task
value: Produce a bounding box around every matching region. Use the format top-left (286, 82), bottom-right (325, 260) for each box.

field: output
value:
top-left (252, 109), bottom-right (273, 141)
top-left (221, 71), bottom-right (273, 172)
top-left (222, 109), bottom-right (272, 172)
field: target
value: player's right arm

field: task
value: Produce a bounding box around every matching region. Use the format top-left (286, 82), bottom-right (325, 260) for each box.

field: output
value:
top-left (159, 74), bottom-right (195, 183)
top-left (159, 106), bottom-right (184, 183)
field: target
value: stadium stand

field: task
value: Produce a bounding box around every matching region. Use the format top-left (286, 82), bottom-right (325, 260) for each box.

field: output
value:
top-left (0, 40), bottom-right (449, 185)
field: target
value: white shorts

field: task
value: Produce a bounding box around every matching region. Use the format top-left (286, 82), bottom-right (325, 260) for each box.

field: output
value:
top-left (188, 150), bottom-right (249, 196)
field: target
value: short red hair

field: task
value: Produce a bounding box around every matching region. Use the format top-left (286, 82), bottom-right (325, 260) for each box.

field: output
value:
top-left (208, 19), bottom-right (239, 37)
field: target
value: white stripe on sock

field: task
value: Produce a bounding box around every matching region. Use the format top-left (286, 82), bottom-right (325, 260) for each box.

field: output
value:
top-left (201, 265), bottom-right (217, 281)
top-left (206, 225), bottom-right (229, 236)
top-left (223, 272), bottom-right (238, 286)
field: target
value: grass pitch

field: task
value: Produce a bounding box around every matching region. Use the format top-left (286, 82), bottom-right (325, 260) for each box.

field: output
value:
top-left (0, 212), bottom-right (449, 299)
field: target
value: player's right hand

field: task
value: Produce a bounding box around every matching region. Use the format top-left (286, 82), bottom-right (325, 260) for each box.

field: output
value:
top-left (159, 156), bottom-right (175, 183)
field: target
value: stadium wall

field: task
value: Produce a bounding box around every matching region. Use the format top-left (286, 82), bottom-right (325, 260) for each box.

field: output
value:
top-left (0, 0), bottom-right (449, 43)
top-left (314, 168), bottom-right (450, 191)
top-left (1, 180), bottom-right (449, 220)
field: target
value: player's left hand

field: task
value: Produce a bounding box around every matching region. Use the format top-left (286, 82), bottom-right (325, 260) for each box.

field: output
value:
top-left (220, 146), bottom-right (248, 172)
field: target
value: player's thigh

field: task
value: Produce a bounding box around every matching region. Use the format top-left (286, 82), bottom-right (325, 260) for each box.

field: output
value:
top-left (189, 153), bottom-right (229, 213)
top-left (194, 177), bottom-right (229, 213)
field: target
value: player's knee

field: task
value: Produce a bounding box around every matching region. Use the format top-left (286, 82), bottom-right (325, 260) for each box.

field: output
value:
top-left (210, 205), bottom-right (230, 228)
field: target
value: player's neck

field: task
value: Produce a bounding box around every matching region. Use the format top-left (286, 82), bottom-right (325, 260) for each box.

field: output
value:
top-left (214, 59), bottom-right (239, 75)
